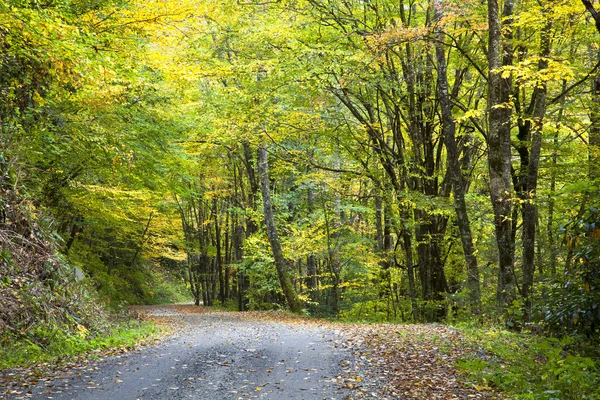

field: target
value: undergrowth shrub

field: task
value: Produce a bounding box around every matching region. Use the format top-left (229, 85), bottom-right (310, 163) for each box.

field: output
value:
top-left (0, 189), bottom-right (111, 357)
top-left (458, 327), bottom-right (600, 400)
top-left (539, 206), bottom-right (600, 340)
top-left (0, 319), bottom-right (160, 369)
top-left (67, 241), bottom-right (189, 308)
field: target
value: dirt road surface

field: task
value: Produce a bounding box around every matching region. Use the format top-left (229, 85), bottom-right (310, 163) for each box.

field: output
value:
top-left (1, 306), bottom-right (374, 400)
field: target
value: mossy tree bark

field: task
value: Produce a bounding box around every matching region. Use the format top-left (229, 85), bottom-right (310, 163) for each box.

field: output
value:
top-left (487, 0), bottom-right (516, 313)
top-left (258, 146), bottom-right (303, 314)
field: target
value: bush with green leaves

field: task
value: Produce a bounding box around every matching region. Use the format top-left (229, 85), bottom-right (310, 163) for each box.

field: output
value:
top-left (0, 188), bottom-right (111, 350)
top-left (457, 327), bottom-right (599, 400)
top-left (543, 206), bottom-right (600, 339)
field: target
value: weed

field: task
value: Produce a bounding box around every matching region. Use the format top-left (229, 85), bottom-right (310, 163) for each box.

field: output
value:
top-left (0, 321), bottom-right (164, 369)
top-left (456, 325), bottom-right (600, 399)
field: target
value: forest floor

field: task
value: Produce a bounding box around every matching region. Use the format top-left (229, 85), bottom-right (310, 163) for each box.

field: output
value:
top-left (0, 305), bottom-right (500, 400)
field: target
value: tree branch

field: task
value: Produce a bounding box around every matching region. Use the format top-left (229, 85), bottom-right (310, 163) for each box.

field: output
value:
top-left (582, 0), bottom-right (600, 33)
top-left (549, 59), bottom-right (600, 105)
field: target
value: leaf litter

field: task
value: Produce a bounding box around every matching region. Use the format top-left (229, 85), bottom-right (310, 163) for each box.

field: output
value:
top-left (335, 323), bottom-right (502, 399)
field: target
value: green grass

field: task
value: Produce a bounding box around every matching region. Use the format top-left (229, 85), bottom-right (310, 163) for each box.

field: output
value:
top-left (0, 321), bottom-right (166, 370)
top-left (455, 324), bottom-right (600, 400)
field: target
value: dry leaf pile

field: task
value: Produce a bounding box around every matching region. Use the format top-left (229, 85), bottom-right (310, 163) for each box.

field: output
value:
top-left (337, 324), bottom-right (501, 400)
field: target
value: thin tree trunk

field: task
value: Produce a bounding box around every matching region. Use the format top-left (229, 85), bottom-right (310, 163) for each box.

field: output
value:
top-left (548, 79), bottom-right (569, 275)
top-left (400, 223), bottom-right (419, 321)
top-left (306, 254), bottom-right (317, 292)
top-left (238, 143), bottom-right (259, 310)
top-left (434, 0), bottom-right (481, 312)
top-left (375, 186), bottom-right (384, 252)
top-left (306, 185), bottom-right (318, 299)
top-left (322, 197), bottom-right (341, 314)
top-left (129, 212), bottom-right (154, 268)
top-left (591, 54), bottom-right (600, 181)
top-left (548, 127), bottom-right (558, 275)
top-left (521, 16), bottom-right (551, 321)
top-left (213, 197), bottom-right (225, 304)
top-left (224, 210), bottom-right (230, 300)
top-left (258, 146), bottom-right (303, 313)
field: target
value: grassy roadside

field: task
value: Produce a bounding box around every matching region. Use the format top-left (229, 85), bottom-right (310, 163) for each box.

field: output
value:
top-left (455, 324), bottom-right (599, 400)
top-left (0, 320), bottom-right (167, 370)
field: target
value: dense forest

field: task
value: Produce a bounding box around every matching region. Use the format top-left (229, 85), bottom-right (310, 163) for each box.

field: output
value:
top-left (1, 0), bottom-right (600, 392)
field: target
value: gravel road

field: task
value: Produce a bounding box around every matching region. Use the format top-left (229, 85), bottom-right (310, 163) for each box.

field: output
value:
top-left (3, 306), bottom-right (363, 400)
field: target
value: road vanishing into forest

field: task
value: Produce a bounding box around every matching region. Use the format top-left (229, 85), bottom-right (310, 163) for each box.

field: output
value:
top-left (1, 305), bottom-right (371, 400)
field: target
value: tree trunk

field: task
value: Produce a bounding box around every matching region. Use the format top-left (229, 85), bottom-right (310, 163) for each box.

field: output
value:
top-left (238, 143), bottom-right (259, 310)
top-left (306, 254), bottom-right (317, 291)
top-left (521, 17), bottom-right (550, 321)
top-left (224, 210), bottom-right (231, 300)
top-left (306, 185), bottom-right (318, 303)
top-left (322, 196), bottom-right (341, 314)
top-left (433, 0), bottom-right (481, 312)
top-left (591, 63), bottom-right (600, 181)
top-left (400, 221), bottom-right (419, 321)
top-left (548, 128), bottom-right (558, 275)
top-left (487, 0), bottom-right (516, 312)
top-left (258, 146), bottom-right (303, 313)
top-left (128, 212), bottom-right (154, 268)
top-left (375, 187), bottom-right (384, 252)
top-left (213, 197), bottom-right (226, 304)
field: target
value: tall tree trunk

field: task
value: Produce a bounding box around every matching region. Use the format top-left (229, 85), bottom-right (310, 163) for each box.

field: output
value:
top-left (591, 51), bottom-right (600, 181)
top-left (521, 16), bottom-right (551, 321)
top-left (548, 127), bottom-right (559, 275)
top-left (176, 195), bottom-right (202, 306)
top-left (202, 276), bottom-right (210, 306)
top-left (380, 194), bottom-right (393, 302)
top-left (434, 0), bottom-right (481, 312)
top-left (400, 220), bottom-right (419, 321)
top-left (306, 185), bottom-right (318, 300)
top-left (238, 143), bottom-right (259, 310)
top-left (322, 196), bottom-right (341, 314)
top-left (188, 254), bottom-right (200, 306)
top-left (243, 141), bottom-right (260, 214)
top-left (232, 223), bottom-right (245, 310)
top-left (258, 146), bottom-right (303, 313)
top-left (224, 210), bottom-right (231, 300)
top-left (213, 197), bottom-right (226, 304)
top-left (487, 0), bottom-right (516, 312)
top-left (375, 186), bottom-right (384, 253)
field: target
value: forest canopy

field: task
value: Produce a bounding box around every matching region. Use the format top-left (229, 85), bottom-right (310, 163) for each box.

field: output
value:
top-left (1, 0), bottom-right (600, 340)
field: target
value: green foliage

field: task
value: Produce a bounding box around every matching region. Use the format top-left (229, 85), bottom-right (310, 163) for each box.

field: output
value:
top-left (542, 205), bottom-right (600, 339)
top-left (213, 299), bottom-right (240, 312)
top-left (0, 320), bottom-right (162, 369)
top-left (0, 184), bottom-right (111, 350)
top-left (457, 327), bottom-right (600, 400)
top-left (68, 242), bottom-right (189, 307)
top-left (542, 276), bottom-right (600, 340)
top-left (3, 3), bottom-right (600, 396)
top-left (339, 298), bottom-right (412, 323)
top-left (238, 236), bottom-right (285, 310)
